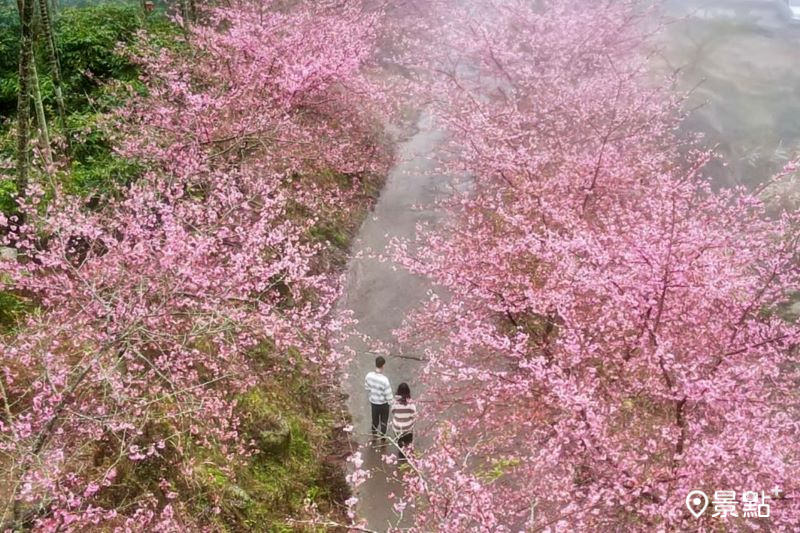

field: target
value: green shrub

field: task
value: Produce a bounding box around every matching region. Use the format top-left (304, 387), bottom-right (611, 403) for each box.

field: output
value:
top-left (0, 5), bottom-right (20, 117)
top-left (54, 4), bottom-right (143, 109)
top-left (0, 290), bottom-right (32, 331)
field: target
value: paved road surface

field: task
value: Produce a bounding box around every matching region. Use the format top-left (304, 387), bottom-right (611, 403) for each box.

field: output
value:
top-left (339, 113), bottom-right (451, 531)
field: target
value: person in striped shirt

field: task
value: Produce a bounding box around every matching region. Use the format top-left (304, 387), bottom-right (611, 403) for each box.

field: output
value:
top-left (390, 382), bottom-right (417, 459)
top-left (365, 356), bottom-right (393, 440)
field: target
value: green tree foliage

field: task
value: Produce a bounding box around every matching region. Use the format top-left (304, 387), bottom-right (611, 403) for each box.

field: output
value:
top-left (54, 4), bottom-right (142, 108)
top-left (0, 5), bottom-right (20, 117)
top-left (0, 3), bottom-right (145, 116)
top-left (0, 3), bottom-right (179, 200)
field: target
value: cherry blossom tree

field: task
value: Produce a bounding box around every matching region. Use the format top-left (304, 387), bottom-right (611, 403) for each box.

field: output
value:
top-left (393, 1), bottom-right (800, 530)
top-left (0, 1), bottom-right (388, 529)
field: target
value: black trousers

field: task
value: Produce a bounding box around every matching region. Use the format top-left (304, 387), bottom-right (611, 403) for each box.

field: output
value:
top-left (370, 402), bottom-right (390, 436)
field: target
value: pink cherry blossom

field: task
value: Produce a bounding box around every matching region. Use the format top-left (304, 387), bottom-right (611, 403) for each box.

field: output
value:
top-left (0, 1), bottom-right (389, 529)
top-left (389, 0), bottom-right (800, 530)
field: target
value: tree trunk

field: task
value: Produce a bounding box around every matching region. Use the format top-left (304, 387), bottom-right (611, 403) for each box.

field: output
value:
top-left (37, 0), bottom-right (70, 156)
top-left (179, 0), bottom-right (191, 28)
top-left (31, 61), bottom-right (53, 171)
top-left (16, 0), bottom-right (35, 197)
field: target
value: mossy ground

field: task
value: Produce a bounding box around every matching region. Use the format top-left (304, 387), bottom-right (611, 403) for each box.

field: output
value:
top-left (194, 372), bottom-right (351, 531)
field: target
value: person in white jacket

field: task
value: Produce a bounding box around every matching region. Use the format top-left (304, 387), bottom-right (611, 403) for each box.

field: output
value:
top-left (364, 356), bottom-right (393, 440)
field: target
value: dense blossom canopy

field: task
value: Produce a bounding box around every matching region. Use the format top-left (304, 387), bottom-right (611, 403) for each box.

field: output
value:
top-left (391, 0), bottom-right (800, 530)
top-left (0, 1), bottom-right (387, 529)
top-left (2, 0), bottom-right (798, 531)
